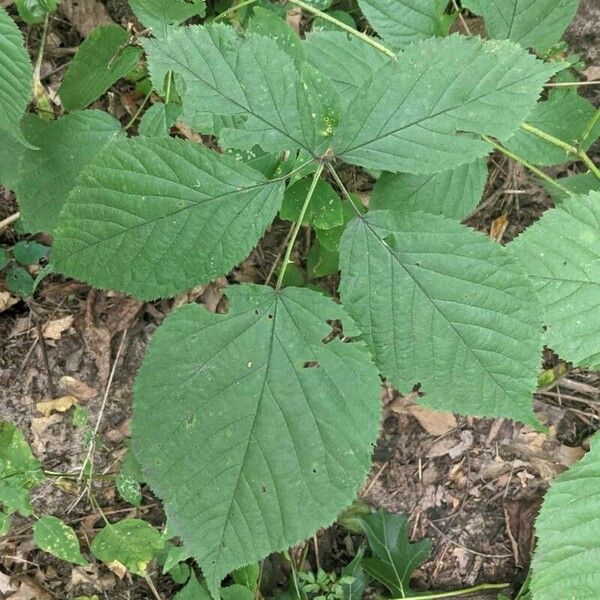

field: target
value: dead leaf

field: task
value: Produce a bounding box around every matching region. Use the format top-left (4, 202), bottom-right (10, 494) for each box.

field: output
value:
top-left (557, 444), bottom-right (586, 467)
top-left (427, 430), bottom-right (473, 459)
top-left (0, 291), bottom-right (19, 312)
top-left (60, 0), bottom-right (113, 37)
top-left (504, 498), bottom-right (542, 567)
top-left (36, 395), bottom-right (78, 417)
top-left (105, 418), bottom-right (131, 444)
top-left (31, 414), bottom-right (61, 455)
top-left (408, 405), bottom-right (457, 436)
top-left (42, 315), bottom-right (74, 340)
top-left (489, 214), bottom-right (509, 242)
top-left (106, 560), bottom-right (127, 579)
top-left (583, 65), bottom-right (600, 80)
top-left (58, 375), bottom-right (98, 401)
top-left (6, 580), bottom-right (54, 600)
top-left (286, 8), bottom-right (302, 33)
top-left (0, 571), bottom-right (17, 594)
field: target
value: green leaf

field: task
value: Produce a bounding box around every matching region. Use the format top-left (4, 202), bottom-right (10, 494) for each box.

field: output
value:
top-left (247, 7), bottom-right (304, 62)
top-left (53, 136), bottom-right (285, 299)
top-left (341, 547), bottom-right (368, 600)
top-left (307, 239), bottom-right (338, 279)
top-left (332, 35), bottom-right (559, 173)
top-left (221, 584), bottom-right (254, 600)
top-left (531, 431), bottom-right (600, 599)
top-left (34, 516), bottom-right (87, 565)
top-left (0, 249), bottom-right (9, 271)
top-left (12, 241), bottom-right (49, 266)
top-left (59, 25), bottom-right (143, 111)
top-left (0, 512), bottom-right (11, 536)
top-left (116, 473), bottom-right (142, 507)
top-left (232, 564), bottom-right (260, 589)
top-left (358, 510), bottom-right (431, 598)
top-left (0, 422), bottom-right (43, 516)
top-left (510, 192), bottom-right (600, 368)
top-left (132, 284), bottom-right (381, 595)
top-left (280, 177), bottom-right (343, 229)
top-left (16, 111), bottom-right (122, 233)
top-left (143, 24), bottom-right (339, 154)
top-left (162, 543), bottom-right (191, 573)
top-left (0, 129), bottom-right (26, 191)
top-left (174, 576), bottom-right (210, 600)
top-left (542, 173), bottom-right (600, 202)
top-left (91, 519), bottom-right (164, 576)
top-left (15, 0), bottom-right (58, 24)
top-left (316, 199), bottom-right (364, 252)
top-left (476, 0), bottom-right (580, 52)
top-left (139, 103), bottom-right (181, 137)
top-left (0, 7), bottom-right (33, 145)
top-left (169, 561), bottom-right (192, 584)
top-left (358, 0), bottom-right (453, 50)
top-left (370, 158), bottom-right (487, 220)
top-left (312, 11), bottom-right (356, 33)
top-left (129, 0), bottom-right (206, 38)
top-left (503, 89), bottom-right (600, 166)
top-left (304, 32), bottom-right (386, 112)
top-left (6, 264), bottom-right (34, 297)
top-left (339, 211), bottom-right (542, 424)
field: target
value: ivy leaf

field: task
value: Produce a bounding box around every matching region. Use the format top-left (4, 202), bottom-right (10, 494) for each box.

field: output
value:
top-left (332, 35), bottom-right (559, 173)
top-left (358, 510), bottom-right (431, 598)
top-left (339, 211), bottom-right (542, 424)
top-left (476, 0), bottom-right (580, 52)
top-left (143, 24), bottom-right (339, 155)
top-left (132, 284), bottom-right (381, 595)
top-left (53, 136), bottom-right (284, 299)
top-left (33, 516), bottom-right (87, 565)
top-left (358, 0), bottom-right (453, 50)
top-left (503, 89), bottom-right (600, 166)
top-left (91, 519), bottom-right (164, 576)
top-left (370, 158), bottom-right (487, 220)
top-left (16, 111), bottom-right (122, 233)
top-left (531, 431), bottom-right (600, 599)
top-left (129, 0), bottom-right (206, 38)
top-left (139, 103), bottom-right (181, 137)
top-left (304, 32), bottom-right (387, 112)
top-left (0, 7), bottom-right (33, 145)
top-left (59, 25), bottom-right (143, 111)
top-left (510, 192), bottom-right (600, 368)
top-left (0, 422), bottom-right (44, 516)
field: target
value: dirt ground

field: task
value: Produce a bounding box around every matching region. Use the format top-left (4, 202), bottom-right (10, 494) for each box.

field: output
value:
top-left (1, 1), bottom-right (599, 599)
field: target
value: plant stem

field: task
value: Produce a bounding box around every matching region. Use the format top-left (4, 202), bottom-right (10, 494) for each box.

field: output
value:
top-left (276, 162), bottom-right (324, 291)
top-left (286, 0), bottom-right (397, 60)
top-left (580, 108), bottom-right (600, 149)
top-left (33, 13), bottom-right (50, 84)
top-left (520, 122), bottom-right (600, 181)
top-left (482, 135), bottom-right (574, 196)
top-left (390, 582), bottom-right (510, 600)
top-left (165, 71), bottom-right (173, 104)
top-left (213, 0), bottom-right (259, 21)
top-left (0, 211), bottom-right (20, 232)
top-left (326, 163), bottom-right (362, 215)
top-left (545, 80), bottom-right (600, 87)
top-left (125, 90), bottom-right (152, 130)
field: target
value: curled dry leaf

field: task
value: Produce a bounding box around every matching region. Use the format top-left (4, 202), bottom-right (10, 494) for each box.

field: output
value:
top-left (58, 375), bottom-right (98, 401)
top-left (489, 213), bottom-right (509, 242)
top-left (42, 315), bottom-right (74, 340)
top-left (36, 395), bottom-right (78, 417)
top-left (390, 395), bottom-right (457, 436)
top-left (0, 291), bottom-right (18, 313)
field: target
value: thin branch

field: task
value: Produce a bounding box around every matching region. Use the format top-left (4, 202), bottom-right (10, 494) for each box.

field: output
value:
top-left (326, 163), bottom-right (363, 215)
top-left (0, 211), bottom-right (20, 232)
top-left (451, 0), bottom-right (471, 35)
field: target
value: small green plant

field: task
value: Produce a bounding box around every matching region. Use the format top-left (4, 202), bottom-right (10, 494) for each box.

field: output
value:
top-left (1, 0), bottom-right (600, 598)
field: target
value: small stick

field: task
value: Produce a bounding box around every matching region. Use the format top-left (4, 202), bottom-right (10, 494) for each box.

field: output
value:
top-left (0, 211), bottom-right (20, 232)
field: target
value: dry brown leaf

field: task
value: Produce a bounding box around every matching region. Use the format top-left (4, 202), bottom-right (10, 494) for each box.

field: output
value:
top-left (556, 444), bottom-right (586, 467)
top-left (0, 571), bottom-right (17, 595)
top-left (489, 213), bottom-right (509, 242)
top-left (58, 375), bottom-right (98, 401)
top-left (60, 0), bottom-right (113, 37)
top-left (31, 414), bottom-right (61, 455)
top-left (36, 395), bottom-right (78, 417)
top-left (0, 291), bottom-right (18, 313)
top-left (407, 405), bottom-right (457, 436)
top-left (286, 8), bottom-right (302, 33)
top-left (106, 560), bottom-right (127, 579)
top-left (42, 315), bottom-right (74, 340)
top-left (583, 65), bottom-right (600, 80)
top-left (6, 580), bottom-right (53, 600)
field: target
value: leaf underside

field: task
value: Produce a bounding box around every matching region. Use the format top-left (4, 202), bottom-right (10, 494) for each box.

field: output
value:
top-left (52, 136), bottom-right (284, 299)
top-left (510, 191), bottom-right (600, 368)
top-left (132, 284), bottom-right (381, 595)
top-left (339, 211), bottom-right (542, 424)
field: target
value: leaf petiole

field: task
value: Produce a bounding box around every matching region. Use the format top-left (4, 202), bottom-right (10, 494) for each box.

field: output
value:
top-left (389, 582), bottom-right (510, 600)
top-left (276, 161), bottom-right (324, 290)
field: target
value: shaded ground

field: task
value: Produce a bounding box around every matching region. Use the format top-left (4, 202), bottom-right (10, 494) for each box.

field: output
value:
top-left (1, 0), bottom-right (600, 598)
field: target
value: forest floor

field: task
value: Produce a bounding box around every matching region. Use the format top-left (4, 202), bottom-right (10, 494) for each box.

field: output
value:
top-left (0, 0), bottom-right (599, 598)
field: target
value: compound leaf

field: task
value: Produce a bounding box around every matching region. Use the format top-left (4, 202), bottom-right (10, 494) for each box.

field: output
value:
top-left (510, 191), bottom-right (600, 368)
top-left (477, 0), bottom-right (580, 52)
top-left (370, 158), bottom-right (487, 220)
top-left (129, 0), bottom-right (206, 38)
top-left (59, 25), bottom-right (143, 111)
top-left (0, 7), bottom-right (32, 145)
top-left (532, 431), bottom-right (600, 599)
top-left (53, 136), bottom-right (284, 299)
top-left (504, 89), bottom-right (600, 166)
top-left (16, 111), bottom-right (122, 233)
top-left (332, 35), bottom-right (559, 173)
top-left (34, 516), bottom-right (87, 565)
top-left (132, 284), bottom-right (381, 595)
top-left (143, 24), bottom-right (339, 155)
top-left (91, 519), bottom-right (164, 576)
top-left (339, 211), bottom-right (542, 424)
top-left (358, 510), bottom-right (431, 598)
top-left (358, 0), bottom-right (453, 50)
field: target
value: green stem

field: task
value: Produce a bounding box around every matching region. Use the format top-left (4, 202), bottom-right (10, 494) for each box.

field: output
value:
top-left (33, 13), bottom-right (50, 84)
top-left (213, 0), bottom-right (260, 21)
top-left (165, 71), bottom-right (173, 104)
top-left (390, 582), bottom-right (510, 600)
top-left (286, 0), bottom-right (397, 60)
top-left (276, 162), bottom-right (324, 290)
top-left (326, 163), bottom-right (362, 215)
top-left (580, 108), bottom-right (600, 149)
top-left (520, 122), bottom-right (600, 182)
top-left (482, 135), bottom-right (574, 196)
top-left (545, 80), bottom-right (600, 88)
top-left (125, 89), bottom-right (152, 130)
